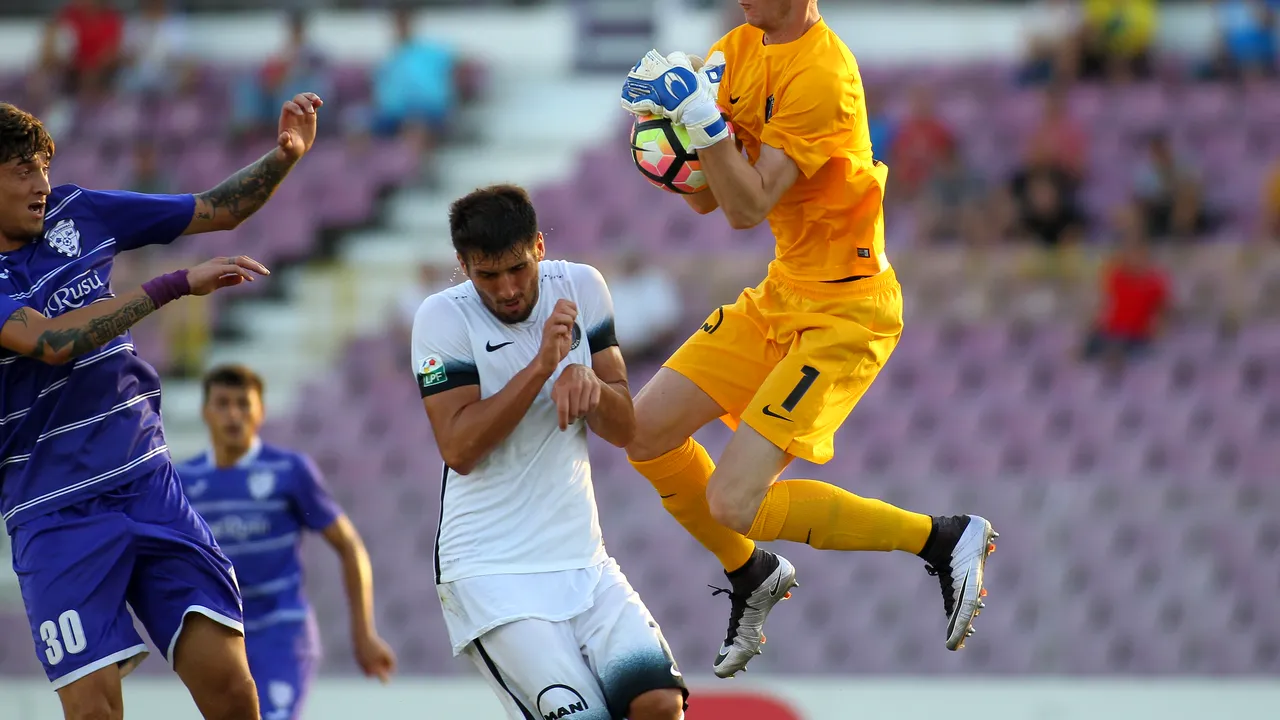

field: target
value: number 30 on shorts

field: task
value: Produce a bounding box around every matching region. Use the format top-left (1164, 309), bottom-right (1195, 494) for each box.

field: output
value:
top-left (41, 609), bottom-right (87, 666)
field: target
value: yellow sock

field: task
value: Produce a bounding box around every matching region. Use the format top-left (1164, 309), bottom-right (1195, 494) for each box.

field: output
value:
top-left (746, 479), bottom-right (933, 554)
top-left (630, 438), bottom-right (757, 572)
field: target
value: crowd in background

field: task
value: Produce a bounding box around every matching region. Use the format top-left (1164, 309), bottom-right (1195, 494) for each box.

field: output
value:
top-left (25, 0), bottom-right (464, 176)
top-left (13, 0), bottom-right (1280, 377)
top-left (11, 0), bottom-right (472, 377)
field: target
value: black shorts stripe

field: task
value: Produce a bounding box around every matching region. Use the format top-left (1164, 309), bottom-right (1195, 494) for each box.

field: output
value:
top-left (474, 639), bottom-right (535, 720)
top-left (433, 463), bottom-right (448, 585)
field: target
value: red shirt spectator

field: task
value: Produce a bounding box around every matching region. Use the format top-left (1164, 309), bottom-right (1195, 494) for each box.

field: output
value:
top-left (890, 86), bottom-right (955, 198)
top-left (1026, 88), bottom-right (1089, 179)
top-left (1099, 257), bottom-right (1168, 339)
top-left (56, 0), bottom-right (123, 74)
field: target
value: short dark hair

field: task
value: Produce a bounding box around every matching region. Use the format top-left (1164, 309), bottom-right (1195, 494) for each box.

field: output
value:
top-left (448, 184), bottom-right (539, 263)
top-left (202, 364), bottom-right (265, 404)
top-left (0, 103), bottom-right (55, 166)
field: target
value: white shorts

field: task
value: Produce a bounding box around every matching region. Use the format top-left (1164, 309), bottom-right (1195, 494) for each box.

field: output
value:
top-left (452, 560), bottom-right (687, 720)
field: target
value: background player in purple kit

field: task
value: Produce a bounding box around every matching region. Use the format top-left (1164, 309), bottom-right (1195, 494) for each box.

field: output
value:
top-left (176, 364), bottom-right (396, 720)
top-left (0, 93), bottom-right (323, 720)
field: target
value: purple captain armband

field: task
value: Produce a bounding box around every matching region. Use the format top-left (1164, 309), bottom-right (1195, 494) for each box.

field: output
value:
top-left (141, 269), bottom-right (191, 308)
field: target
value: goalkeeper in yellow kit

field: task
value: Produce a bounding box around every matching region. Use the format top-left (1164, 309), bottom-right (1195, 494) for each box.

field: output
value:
top-left (619, 0), bottom-right (997, 678)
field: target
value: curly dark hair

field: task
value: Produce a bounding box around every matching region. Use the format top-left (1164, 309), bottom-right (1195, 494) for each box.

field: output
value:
top-left (448, 184), bottom-right (539, 263)
top-left (0, 103), bottom-right (55, 166)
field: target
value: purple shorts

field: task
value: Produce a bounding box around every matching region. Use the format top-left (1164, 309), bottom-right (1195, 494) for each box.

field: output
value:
top-left (9, 463), bottom-right (243, 689)
top-left (246, 618), bottom-right (319, 720)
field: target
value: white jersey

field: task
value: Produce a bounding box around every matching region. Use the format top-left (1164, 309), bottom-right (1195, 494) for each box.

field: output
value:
top-left (410, 260), bottom-right (616, 585)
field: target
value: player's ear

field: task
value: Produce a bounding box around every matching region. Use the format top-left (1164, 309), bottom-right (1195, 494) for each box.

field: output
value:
top-left (533, 233), bottom-right (545, 261)
top-left (455, 252), bottom-right (468, 276)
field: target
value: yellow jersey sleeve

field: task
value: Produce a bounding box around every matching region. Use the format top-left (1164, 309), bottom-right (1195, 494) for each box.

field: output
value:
top-left (759, 65), bottom-right (858, 180)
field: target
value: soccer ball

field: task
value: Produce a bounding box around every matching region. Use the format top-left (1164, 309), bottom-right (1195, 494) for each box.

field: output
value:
top-left (629, 114), bottom-right (714, 195)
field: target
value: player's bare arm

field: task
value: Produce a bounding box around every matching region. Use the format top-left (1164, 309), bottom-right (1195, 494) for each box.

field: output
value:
top-left (424, 299), bottom-right (576, 474)
top-left (0, 255), bottom-right (267, 365)
top-left (320, 515), bottom-right (397, 683)
top-left (699, 141), bottom-right (800, 229)
top-left (185, 92), bottom-right (323, 235)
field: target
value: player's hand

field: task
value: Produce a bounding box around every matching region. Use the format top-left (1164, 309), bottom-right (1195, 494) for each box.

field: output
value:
top-left (694, 50), bottom-right (726, 99)
top-left (620, 50), bottom-right (703, 122)
top-left (276, 92), bottom-right (323, 163)
top-left (354, 631), bottom-right (397, 684)
top-left (620, 50), bottom-right (728, 149)
top-left (185, 256), bottom-right (270, 296)
top-left (536, 299), bottom-right (577, 374)
top-left (551, 363), bottom-right (602, 431)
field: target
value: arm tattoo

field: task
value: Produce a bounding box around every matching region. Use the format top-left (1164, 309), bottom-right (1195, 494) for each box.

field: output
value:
top-left (196, 150), bottom-right (292, 224)
top-left (28, 296), bottom-right (157, 361)
top-left (7, 307), bottom-right (30, 328)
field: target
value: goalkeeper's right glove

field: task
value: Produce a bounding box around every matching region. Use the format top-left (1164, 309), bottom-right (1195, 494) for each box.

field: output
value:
top-left (665, 50), bottom-right (730, 150)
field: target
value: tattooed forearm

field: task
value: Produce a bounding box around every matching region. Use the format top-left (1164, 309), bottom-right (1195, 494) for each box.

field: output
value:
top-left (28, 296), bottom-right (157, 361)
top-left (195, 150), bottom-right (293, 225)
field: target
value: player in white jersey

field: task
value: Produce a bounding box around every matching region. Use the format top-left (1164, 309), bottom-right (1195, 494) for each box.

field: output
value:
top-left (410, 184), bottom-right (686, 720)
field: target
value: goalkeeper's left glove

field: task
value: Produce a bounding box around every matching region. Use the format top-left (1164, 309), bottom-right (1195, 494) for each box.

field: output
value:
top-left (620, 50), bottom-right (730, 150)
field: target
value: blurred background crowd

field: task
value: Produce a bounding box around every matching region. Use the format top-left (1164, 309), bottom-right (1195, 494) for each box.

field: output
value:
top-left (1, 0), bottom-right (1278, 717)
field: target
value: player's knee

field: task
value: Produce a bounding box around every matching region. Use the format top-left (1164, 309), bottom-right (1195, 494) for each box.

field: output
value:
top-left (61, 695), bottom-right (123, 720)
top-left (627, 688), bottom-right (684, 720)
top-left (706, 482), bottom-right (755, 535)
top-left (200, 675), bottom-right (259, 720)
top-left (57, 668), bottom-right (124, 720)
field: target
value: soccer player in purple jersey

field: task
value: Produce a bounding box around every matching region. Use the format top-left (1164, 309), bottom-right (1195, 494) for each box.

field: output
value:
top-left (0, 93), bottom-right (323, 720)
top-left (176, 365), bottom-right (396, 720)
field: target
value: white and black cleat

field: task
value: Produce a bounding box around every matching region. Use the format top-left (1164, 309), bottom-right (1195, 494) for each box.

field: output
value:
top-left (922, 515), bottom-right (997, 651)
top-left (710, 553), bottom-right (798, 678)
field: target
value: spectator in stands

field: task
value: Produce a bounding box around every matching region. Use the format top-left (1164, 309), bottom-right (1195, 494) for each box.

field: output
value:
top-left (1079, 0), bottom-right (1156, 82)
top-left (39, 0), bottom-right (124, 99)
top-left (1003, 134), bottom-right (1087, 248)
top-left (124, 140), bottom-right (174, 195)
top-left (605, 252), bottom-right (682, 363)
top-left (233, 12), bottom-right (331, 137)
top-left (917, 143), bottom-right (989, 245)
top-left (1082, 232), bottom-right (1169, 367)
top-left (1026, 85), bottom-right (1089, 180)
top-left (888, 85), bottom-right (955, 203)
top-left (1259, 159), bottom-right (1280, 241)
top-left (396, 262), bottom-right (454, 333)
top-left (1203, 0), bottom-right (1277, 81)
top-left (1018, 0), bottom-right (1084, 86)
top-left (119, 0), bottom-right (193, 98)
top-left (1131, 132), bottom-right (1208, 241)
top-left (370, 8), bottom-right (456, 159)
top-left (866, 86), bottom-right (896, 164)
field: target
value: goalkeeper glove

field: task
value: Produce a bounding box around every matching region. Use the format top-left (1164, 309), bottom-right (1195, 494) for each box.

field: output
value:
top-left (620, 50), bottom-right (730, 150)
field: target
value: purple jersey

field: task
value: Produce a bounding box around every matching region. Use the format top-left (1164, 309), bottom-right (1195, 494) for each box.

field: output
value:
top-left (175, 440), bottom-right (343, 635)
top-left (0, 184), bottom-right (194, 529)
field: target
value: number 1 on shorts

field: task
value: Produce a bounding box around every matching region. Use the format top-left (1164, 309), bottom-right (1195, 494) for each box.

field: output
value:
top-left (781, 365), bottom-right (820, 412)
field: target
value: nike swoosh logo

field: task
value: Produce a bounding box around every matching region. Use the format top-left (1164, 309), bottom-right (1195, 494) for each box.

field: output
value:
top-left (714, 644), bottom-right (732, 664)
top-left (770, 573), bottom-right (783, 596)
top-left (485, 341), bottom-right (514, 352)
top-left (659, 493), bottom-right (676, 499)
top-left (730, 96), bottom-right (740, 104)
top-left (761, 405), bottom-right (792, 421)
top-left (947, 568), bottom-right (969, 637)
